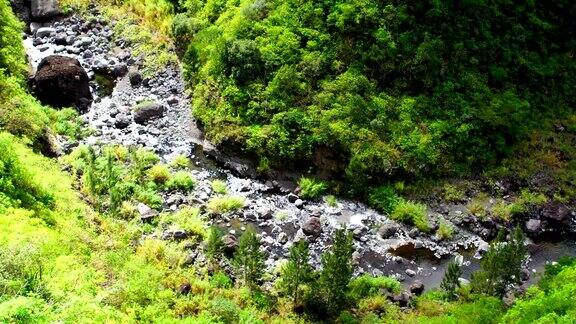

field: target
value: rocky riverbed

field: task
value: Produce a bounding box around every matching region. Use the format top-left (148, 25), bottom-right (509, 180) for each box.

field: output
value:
top-left (23, 10), bottom-right (576, 292)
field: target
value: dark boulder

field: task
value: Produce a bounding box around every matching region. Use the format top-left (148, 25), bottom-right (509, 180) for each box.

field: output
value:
top-left (128, 68), bottom-right (143, 86)
top-left (378, 223), bottom-right (400, 239)
top-left (133, 101), bottom-right (165, 124)
top-left (33, 55), bottom-right (92, 111)
top-left (138, 203), bottom-right (158, 223)
top-left (409, 281), bottom-right (425, 296)
top-left (114, 114), bottom-right (131, 129)
top-left (178, 282), bottom-right (191, 295)
top-left (31, 0), bottom-right (59, 19)
top-left (223, 234), bottom-right (237, 256)
top-left (9, 0), bottom-right (31, 24)
top-left (302, 217), bottom-right (322, 237)
top-left (541, 201), bottom-right (572, 225)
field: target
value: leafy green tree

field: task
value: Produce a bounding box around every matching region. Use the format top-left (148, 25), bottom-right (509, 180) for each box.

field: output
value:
top-left (471, 227), bottom-right (527, 297)
top-left (316, 229), bottom-right (354, 316)
top-left (441, 259), bottom-right (463, 300)
top-left (280, 240), bottom-right (313, 306)
top-left (233, 229), bottom-right (265, 289)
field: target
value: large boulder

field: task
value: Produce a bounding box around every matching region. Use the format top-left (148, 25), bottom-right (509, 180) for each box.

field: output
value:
top-left (9, 0), bottom-right (32, 24)
top-left (133, 101), bottom-right (165, 124)
top-left (33, 55), bottom-right (92, 111)
top-left (302, 217), bottom-right (322, 237)
top-left (31, 0), bottom-right (59, 19)
top-left (541, 201), bottom-right (572, 225)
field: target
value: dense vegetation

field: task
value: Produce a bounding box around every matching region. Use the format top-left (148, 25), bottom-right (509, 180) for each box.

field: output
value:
top-left (2, 0), bottom-right (576, 322)
top-left (170, 0), bottom-right (576, 194)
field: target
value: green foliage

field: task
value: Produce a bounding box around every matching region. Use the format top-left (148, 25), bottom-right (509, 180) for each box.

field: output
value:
top-left (205, 226), bottom-right (224, 266)
top-left (502, 258), bottom-right (576, 323)
top-left (160, 207), bottom-right (206, 238)
top-left (390, 200), bottom-right (430, 233)
top-left (0, 133), bottom-right (54, 212)
top-left (177, 0), bottom-right (576, 192)
top-left (315, 229), bottom-right (354, 317)
top-left (443, 184), bottom-right (465, 202)
top-left (436, 221), bottom-right (455, 240)
top-left (170, 154), bottom-right (190, 169)
top-left (279, 240), bottom-right (313, 306)
top-left (441, 260), bottom-right (462, 300)
top-left (148, 163), bottom-right (171, 184)
top-left (325, 195), bottom-right (338, 207)
top-left (210, 179), bottom-right (227, 195)
top-left (233, 229), bottom-right (265, 289)
top-left (298, 177), bottom-right (328, 199)
top-left (166, 171), bottom-right (195, 191)
top-left (210, 271), bottom-right (232, 289)
top-left (368, 185), bottom-right (399, 213)
top-left (209, 297), bottom-right (240, 323)
top-left (348, 275), bottom-right (401, 302)
top-left (207, 196), bottom-right (245, 214)
top-left (471, 227), bottom-right (527, 297)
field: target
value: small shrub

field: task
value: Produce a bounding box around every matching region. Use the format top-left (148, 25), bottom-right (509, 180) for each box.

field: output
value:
top-left (443, 184), bottom-right (465, 202)
top-left (170, 154), bottom-right (190, 169)
top-left (211, 179), bottom-right (227, 195)
top-left (161, 207), bottom-right (206, 238)
top-left (437, 221), bottom-right (455, 240)
top-left (326, 195), bottom-right (338, 207)
top-left (132, 100), bottom-right (155, 112)
top-left (209, 298), bottom-right (240, 323)
top-left (275, 210), bottom-right (290, 221)
top-left (210, 271), bottom-right (233, 288)
top-left (148, 164), bottom-right (171, 184)
top-left (134, 187), bottom-right (163, 209)
top-left (348, 275), bottom-right (401, 301)
top-left (391, 200), bottom-right (431, 232)
top-left (207, 196), bottom-right (245, 213)
top-left (298, 177), bottom-right (328, 199)
top-left (368, 185), bottom-right (399, 213)
top-left (166, 171), bottom-right (195, 191)
top-left (118, 201), bottom-right (138, 220)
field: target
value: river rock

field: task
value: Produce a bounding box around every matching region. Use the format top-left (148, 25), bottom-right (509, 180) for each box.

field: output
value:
top-left (114, 114), bottom-right (131, 129)
top-left (129, 68), bottom-right (143, 86)
top-left (405, 269), bottom-right (416, 277)
top-left (223, 234), bottom-right (238, 256)
top-left (133, 101), bottom-right (165, 124)
top-left (525, 219), bottom-right (542, 234)
top-left (378, 223), bottom-right (399, 239)
top-left (409, 281), bottom-right (425, 295)
top-left (31, 0), bottom-right (59, 19)
top-left (33, 55), bottom-right (92, 111)
top-left (302, 217), bottom-right (322, 237)
top-left (138, 203), bottom-right (158, 223)
top-left (540, 201), bottom-right (571, 225)
top-left (390, 292), bottom-right (411, 307)
top-left (36, 27), bottom-right (55, 38)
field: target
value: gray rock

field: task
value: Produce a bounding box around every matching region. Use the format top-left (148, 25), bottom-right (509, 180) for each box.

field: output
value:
top-left (36, 27), bottom-right (55, 38)
top-left (378, 223), bottom-right (399, 239)
top-left (541, 202), bottom-right (571, 225)
top-left (287, 193), bottom-right (299, 203)
top-left (405, 269), bottom-right (416, 277)
top-left (30, 22), bottom-right (42, 34)
top-left (409, 281), bottom-right (425, 295)
top-left (111, 63), bottom-right (128, 78)
top-left (525, 219), bottom-right (542, 234)
top-left (31, 0), bottom-right (59, 19)
top-left (114, 114), bottom-right (131, 129)
top-left (138, 203), bottom-right (157, 223)
top-left (223, 234), bottom-right (238, 255)
top-left (257, 206), bottom-right (274, 220)
top-left (390, 292), bottom-right (411, 307)
top-left (129, 68), bottom-right (143, 86)
top-left (302, 217), bottom-right (322, 237)
top-left (278, 232), bottom-right (288, 244)
top-left (133, 101), bottom-right (165, 124)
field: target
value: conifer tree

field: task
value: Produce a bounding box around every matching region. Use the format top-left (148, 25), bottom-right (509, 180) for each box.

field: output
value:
top-left (441, 259), bottom-right (462, 300)
top-left (280, 239), bottom-right (313, 306)
top-left (206, 226), bottom-right (224, 267)
top-left (317, 229), bottom-right (354, 316)
top-left (233, 228), bottom-right (265, 289)
top-left (471, 226), bottom-right (526, 297)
